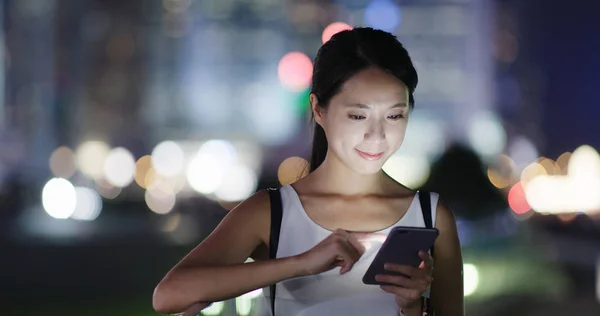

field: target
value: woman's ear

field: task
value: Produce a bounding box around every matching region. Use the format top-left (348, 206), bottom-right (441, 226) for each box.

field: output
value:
top-left (310, 93), bottom-right (325, 126)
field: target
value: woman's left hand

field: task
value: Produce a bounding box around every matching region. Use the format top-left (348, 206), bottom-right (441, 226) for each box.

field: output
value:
top-left (375, 251), bottom-right (434, 310)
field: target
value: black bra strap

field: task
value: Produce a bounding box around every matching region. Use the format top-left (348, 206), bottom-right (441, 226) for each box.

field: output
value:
top-left (267, 188), bottom-right (283, 315)
top-left (418, 190), bottom-right (435, 315)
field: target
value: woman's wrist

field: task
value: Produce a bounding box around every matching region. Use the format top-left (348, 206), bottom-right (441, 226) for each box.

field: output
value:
top-left (398, 300), bottom-right (422, 316)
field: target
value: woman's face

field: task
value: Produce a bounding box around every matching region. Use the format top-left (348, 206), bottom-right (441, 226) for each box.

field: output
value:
top-left (312, 67), bottom-right (410, 175)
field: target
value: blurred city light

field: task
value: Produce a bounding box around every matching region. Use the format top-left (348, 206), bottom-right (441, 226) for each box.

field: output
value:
top-left (215, 163), bottom-right (258, 202)
top-left (487, 154), bottom-right (516, 189)
top-left (71, 187), bottom-right (102, 221)
top-left (463, 263), bottom-right (479, 296)
top-left (94, 178), bottom-right (121, 200)
top-left (75, 141), bottom-right (111, 180)
top-left (508, 136), bottom-right (538, 173)
top-left (520, 161), bottom-right (546, 186)
top-left (186, 140), bottom-right (238, 195)
top-left (145, 187), bottom-right (176, 215)
top-left (201, 302), bottom-right (224, 316)
top-left (508, 181), bottom-right (531, 215)
top-left (525, 145), bottom-right (600, 214)
top-left (103, 147), bottom-right (136, 188)
top-left (152, 140), bottom-right (185, 177)
top-left (400, 117), bottom-right (446, 160)
top-left (278, 156), bottom-right (308, 186)
top-left (556, 151), bottom-right (572, 175)
top-left (242, 83), bottom-right (299, 146)
top-left (364, 0), bottom-right (402, 33)
top-left (322, 22), bottom-right (352, 44)
top-left (467, 112), bottom-right (506, 158)
top-left (49, 146), bottom-right (77, 179)
top-left (383, 154), bottom-right (430, 189)
top-left (277, 51), bottom-right (313, 92)
top-left (236, 288), bottom-right (263, 316)
top-left (134, 155), bottom-right (153, 189)
top-left (42, 178), bottom-right (77, 219)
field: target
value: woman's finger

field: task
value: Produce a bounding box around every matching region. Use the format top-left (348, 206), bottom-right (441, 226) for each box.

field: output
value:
top-left (419, 251), bottom-right (433, 267)
top-left (375, 274), bottom-right (415, 288)
top-left (383, 263), bottom-right (419, 277)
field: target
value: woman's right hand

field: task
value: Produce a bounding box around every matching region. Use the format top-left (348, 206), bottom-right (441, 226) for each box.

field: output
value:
top-left (297, 228), bottom-right (366, 276)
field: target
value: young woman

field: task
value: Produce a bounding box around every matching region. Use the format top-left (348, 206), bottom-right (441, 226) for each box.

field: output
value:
top-left (153, 27), bottom-right (464, 316)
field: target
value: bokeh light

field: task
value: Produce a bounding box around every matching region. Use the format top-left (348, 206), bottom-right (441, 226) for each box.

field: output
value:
top-left (555, 152), bottom-right (572, 175)
top-left (161, 213), bottom-right (182, 232)
top-left (134, 155), bottom-right (153, 188)
top-left (364, 0), bottom-right (402, 33)
top-left (103, 147), bottom-right (136, 188)
top-left (463, 263), bottom-right (479, 296)
top-left (508, 136), bottom-right (538, 172)
top-left (487, 154), bottom-right (516, 189)
top-left (537, 157), bottom-right (560, 175)
top-left (42, 178), bottom-right (77, 219)
top-left (383, 155), bottom-right (430, 189)
top-left (322, 22), bottom-right (352, 44)
top-left (71, 187), bottom-right (103, 221)
top-left (520, 162), bottom-right (546, 187)
top-left (467, 112), bottom-right (506, 158)
top-left (145, 187), bottom-right (176, 215)
top-left (400, 118), bottom-right (446, 160)
top-left (75, 141), bottom-right (111, 180)
top-left (151, 140), bottom-right (185, 177)
top-left (523, 146), bottom-right (600, 214)
top-left (568, 145), bottom-right (600, 211)
top-left (236, 288), bottom-right (263, 316)
top-left (49, 146), bottom-right (77, 179)
top-left (508, 182), bottom-right (530, 215)
top-left (187, 140), bottom-right (238, 195)
top-left (277, 51), bottom-right (313, 92)
top-left (525, 175), bottom-right (570, 214)
top-left (278, 156), bottom-right (308, 186)
top-left (95, 178), bottom-right (121, 200)
top-left (243, 83), bottom-right (299, 146)
top-left (215, 164), bottom-right (258, 202)
top-left (201, 302), bottom-right (224, 315)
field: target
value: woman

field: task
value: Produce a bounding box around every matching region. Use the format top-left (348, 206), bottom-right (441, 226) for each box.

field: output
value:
top-left (153, 27), bottom-right (464, 316)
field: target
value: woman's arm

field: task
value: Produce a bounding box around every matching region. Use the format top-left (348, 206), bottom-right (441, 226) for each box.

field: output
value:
top-left (430, 200), bottom-right (464, 315)
top-left (152, 190), bottom-right (306, 314)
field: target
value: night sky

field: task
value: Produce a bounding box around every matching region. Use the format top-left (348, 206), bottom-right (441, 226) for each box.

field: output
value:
top-left (522, 0), bottom-right (600, 157)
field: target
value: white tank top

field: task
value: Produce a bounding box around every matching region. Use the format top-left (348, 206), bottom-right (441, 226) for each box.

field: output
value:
top-left (258, 184), bottom-right (439, 316)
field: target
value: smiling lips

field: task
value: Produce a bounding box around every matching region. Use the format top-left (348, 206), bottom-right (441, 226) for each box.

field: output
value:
top-left (355, 149), bottom-right (384, 161)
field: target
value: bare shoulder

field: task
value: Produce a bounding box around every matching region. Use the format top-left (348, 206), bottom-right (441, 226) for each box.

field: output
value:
top-left (217, 189), bottom-right (272, 247)
top-left (434, 196), bottom-right (458, 231)
top-left (176, 189), bottom-right (272, 268)
top-left (431, 198), bottom-right (465, 314)
top-left (431, 195), bottom-right (462, 263)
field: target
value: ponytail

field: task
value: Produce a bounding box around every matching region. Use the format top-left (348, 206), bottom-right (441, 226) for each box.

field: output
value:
top-left (309, 122), bottom-right (328, 172)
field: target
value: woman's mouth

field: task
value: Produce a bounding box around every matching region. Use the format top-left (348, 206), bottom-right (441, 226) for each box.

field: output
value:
top-left (355, 149), bottom-right (384, 161)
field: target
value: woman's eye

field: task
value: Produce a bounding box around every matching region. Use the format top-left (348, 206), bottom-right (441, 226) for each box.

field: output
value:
top-left (388, 114), bottom-right (405, 120)
top-left (348, 114), bottom-right (365, 120)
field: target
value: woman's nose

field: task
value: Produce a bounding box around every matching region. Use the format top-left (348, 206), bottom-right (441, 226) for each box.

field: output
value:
top-left (364, 122), bottom-right (385, 143)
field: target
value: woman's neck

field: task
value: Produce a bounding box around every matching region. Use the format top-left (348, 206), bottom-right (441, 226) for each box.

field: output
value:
top-left (302, 153), bottom-right (392, 196)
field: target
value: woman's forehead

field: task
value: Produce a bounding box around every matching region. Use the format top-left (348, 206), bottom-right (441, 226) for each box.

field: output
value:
top-left (334, 70), bottom-right (409, 106)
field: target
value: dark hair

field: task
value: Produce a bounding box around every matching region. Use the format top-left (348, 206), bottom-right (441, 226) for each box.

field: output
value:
top-left (308, 27), bottom-right (418, 172)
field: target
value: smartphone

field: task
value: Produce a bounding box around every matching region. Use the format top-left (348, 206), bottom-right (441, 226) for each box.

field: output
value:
top-left (362, 226), bottom-right (439, 285)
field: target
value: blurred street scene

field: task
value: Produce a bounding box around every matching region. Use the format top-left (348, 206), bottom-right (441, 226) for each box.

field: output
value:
top-left (1, 0), bottom-right (599, 315)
